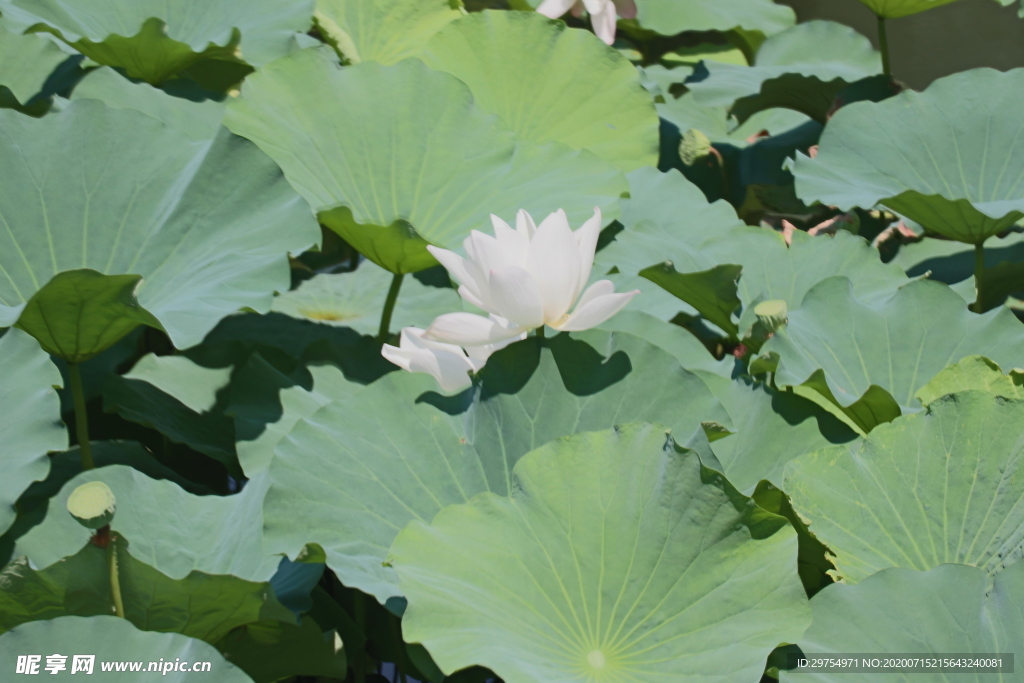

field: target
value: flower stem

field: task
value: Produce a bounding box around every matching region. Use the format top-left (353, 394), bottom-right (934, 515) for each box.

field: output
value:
top-left (535, 326), bottom-right (545, 339)
top-left (974, 241), bottom-right (986, 311)
top-left (378, 273), bottom-right (405, 344)
top-left (108, 536), bottom-right (125, 618)
top-left (68, 362), bottom-right (94, 471)
top-left (877, 16), bottom-right (892, 77)
top-left (353, 592), bottom-right (367, 683)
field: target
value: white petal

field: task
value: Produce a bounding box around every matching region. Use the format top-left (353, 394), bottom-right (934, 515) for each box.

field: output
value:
top-left (526, 209), bottom-right (582, 323)
top-left (425, 312), bottom-right (528, 347)
top-left (382, 328), bottom-right (475, 392)
top-left (574, 279), bottom-right (616, 310)
top-left (589, 1), bottom-right (618, 44)
top-left (427, 245), bottom-right (488, 303)
top-left (573, 207), bottom-right (602, 300)
top-left (466, 230), bottom-right (524, 272)
top-left (555, 287), bottom-right (639, 331)
top-left (457, 284), bottom-right (493, 314)
top-left (515, 209), bottom-right (538, 240)
top-left (485, 266), bottom-right (546, 328)
top-left (536, 0), bottom-right (579, 18)
top-left (465, 332), bottom-right (528, 372)
top-left (381, 344), bottom-right (414, 372)
top-left (490, 214), bottom-right (529, 266)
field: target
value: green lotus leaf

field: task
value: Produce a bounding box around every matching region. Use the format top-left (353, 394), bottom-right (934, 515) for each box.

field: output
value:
top-left (634, 0), bottom-right (796, 37)
top-left (659, 91), bottom-right (810, 146)
top-left (314, 0), bottom-right (460, 65)
top-left (224, 48), bottom-right (626, 274)
top-left (791, 69), bottom-right (1024, 245)
top-left (701, 375), bottom-right (858, 494)
top-left (0, 535), bottom-right (291, 643)
top-left (626, 226), bottom-right (907, 339)
top-left (387, 424), bottom-right (809, 682)
top-left (103, 354), bottom-right (238, 473)
top-left (757, 277), bottom-right (1024, 432)
top-left (16, 270), bottom-right (164, 363)
top-left (271, 266), bottom-right (461, 335)
top-left (421, 11), bottom-right (658, 171)
top-left (0, 329), bottom-right (67, 536)
top-left (217, 619), bottom-right (347, 683)
top-left (688, 21), bottom-right (882, 124)
top-left (71, 67), bottom-right (225, 140)
top-left (0, 0), bottom-right (314, 84)
top-left (781, 563), bottom-right (1024, 683)
top-left (916, 356), bottom-right (1024, 405)
top-left (785, 391), bottom-right (1024, 582)
top-left (15, 466), bottom-right (280, 582)
top-left (593, 310), bottom-right (734, 377)
top-left (0, 23), bottom-right (68, 106)
top-left (595, 167), bottom-right (744, 275)
top-left (855, 0), bottom-right (960, 18)
top-left (0, 615), bottom-right (254, 681)
top-left (0, 99), bottom-right (319, 356)
top-left (263, 331), bottom-right (730, 602)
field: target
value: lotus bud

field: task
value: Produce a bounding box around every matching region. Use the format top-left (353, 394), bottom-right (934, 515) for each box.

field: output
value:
top-left (679, 129), bottom-right (713, 166)
top-left (754, 300), bottom-right (788, 333)
top-left (67, 481), bottom-right (116, 529)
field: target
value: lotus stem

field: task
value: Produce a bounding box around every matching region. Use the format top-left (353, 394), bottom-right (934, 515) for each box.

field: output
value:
top-left (536, 326), bottom-right (545, 339)
top-left (974, 241), bottom-right (986, 311)
top-left (378, 273), bottom-right (405, 344)
top-left (877, 16), bottom-right (892, 77)
top-left (108, 536), bottom-right (125, 618)
top-left (68, 363), bottom-right (95, 471)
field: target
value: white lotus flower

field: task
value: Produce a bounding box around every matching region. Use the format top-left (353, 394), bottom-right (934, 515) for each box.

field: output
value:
top-left (381, 327), bottom-right (521, 392)
top-left (537, 0), bottom-right (637, 45)
top-left (423, 208), bottom-right (638, 347)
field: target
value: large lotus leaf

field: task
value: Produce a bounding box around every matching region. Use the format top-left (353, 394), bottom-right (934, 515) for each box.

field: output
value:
top-left (217, 619), bottom-right (347, 683)
top-left (626, 227), bottom-right (907, 339)
top-left (15, 466), bottom-right (280, 582)
top-left (781, 563), bottom-right (1024, 683)
top-left (791, 69), bottom-right (1024, 245)
top-left (225, 48), bottom-right (625, 274)
top-left (594, 310), bottom-right (735, 377)
top-left (659, 91), bottom-right (810, 146)
top-left (0, 0), bottom-right (314, 84)
top-left (272, 265), bottom-right (461, 335)
top-left (595, 167), bottom-right (743, 275)
top-left (634, 0), bottom-right (795, 36)
top-left (757, 278), bottom-right (1024, 431)
top-left (0, 615), bottom-right (253, 681)
top-left (0, 536), bottom-right (290, 643)
top-left (855, 0), bottom-right (961, 18)
top-left (314, 0), bottom-right (460, 65)
top-left (701, 374), bottom-right (858, 494)
top-left (688, 21), bottom-right (881, 122)
top-left (784, 392), bottom-right (1024, 583)
top-left (0, 23), bottom-right (68, 105)
top-left (421, 11), bottom-right (658, 172)
top-left (262, 331), bottom-right (730, 602)
top-left (916, 356), bottom-right (1024, 405)
top-left (387, 424), bottom-right (809, 683)
top-left (71, 66), bottom-right (225, 140)
top-left (0, 329), bottom-right (67, 536)
top-left (0, 99), bottom-right (319, 355)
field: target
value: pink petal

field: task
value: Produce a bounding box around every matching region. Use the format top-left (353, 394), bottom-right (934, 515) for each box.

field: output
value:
top-left (536, 0), bottom-right (580, 18)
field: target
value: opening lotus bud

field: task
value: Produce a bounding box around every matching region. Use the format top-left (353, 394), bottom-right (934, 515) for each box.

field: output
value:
top-left (679, 129), bottom-right (713, 166)
top-left (754, 299), bottom-right (788, 333)
top-left (67, 481), bottom-right (117, 529)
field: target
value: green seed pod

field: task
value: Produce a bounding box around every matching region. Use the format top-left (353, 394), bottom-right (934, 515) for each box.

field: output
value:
top-left (679, 128), bottom-right (713, 166)
top-left (67, 481), bottom-right (117, 529)
top-left (754, 299), bottom-right (788, 333)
